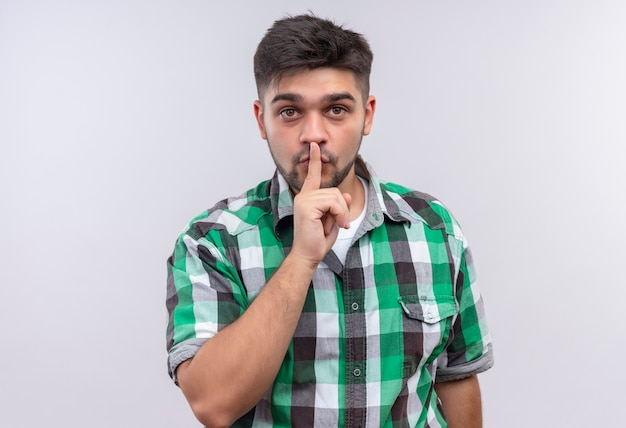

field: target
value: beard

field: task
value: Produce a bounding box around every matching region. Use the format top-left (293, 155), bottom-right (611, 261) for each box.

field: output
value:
top-left (269, 141), bottom-right (362, 193)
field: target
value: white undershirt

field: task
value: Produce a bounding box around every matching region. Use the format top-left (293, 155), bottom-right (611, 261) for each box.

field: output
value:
top-left (331, 177), bottom-right (368, 264)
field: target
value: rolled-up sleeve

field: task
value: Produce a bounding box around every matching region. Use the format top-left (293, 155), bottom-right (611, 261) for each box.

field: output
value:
top-left (435, 245), bottom-right (494, 382)
top-left (166, 229), bottom-right (245, 384)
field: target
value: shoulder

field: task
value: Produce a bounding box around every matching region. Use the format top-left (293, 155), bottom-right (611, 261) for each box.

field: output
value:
top-left (377, 179), bottom-right (465, 240)
top-left (182, 179), bottom-right (273, 241)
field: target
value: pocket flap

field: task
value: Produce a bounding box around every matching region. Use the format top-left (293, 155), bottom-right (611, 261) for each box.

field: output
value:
top-left (398, 295), bottom-right (456, 324)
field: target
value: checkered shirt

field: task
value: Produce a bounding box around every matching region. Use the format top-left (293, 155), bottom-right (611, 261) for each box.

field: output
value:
top-left (166, 163), bottom-right (493, 427)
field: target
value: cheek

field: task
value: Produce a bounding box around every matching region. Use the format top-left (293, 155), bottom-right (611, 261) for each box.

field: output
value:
top-left (267, 135), bottom-right (293, 164)
top-left (265, 121), bottom-right (291, 142)
top-left (336, 123), bottom-right (365, 146)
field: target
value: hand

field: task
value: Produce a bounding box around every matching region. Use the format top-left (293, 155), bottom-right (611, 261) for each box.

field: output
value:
top-left (291, 143), bottom-right (352, 266)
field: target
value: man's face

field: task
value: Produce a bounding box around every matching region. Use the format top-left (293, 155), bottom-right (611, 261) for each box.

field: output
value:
top-left (254, 68), bottom-right (375, 193)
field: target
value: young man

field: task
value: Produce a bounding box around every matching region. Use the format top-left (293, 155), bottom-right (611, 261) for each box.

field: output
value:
top-left (166, 14), bottom-right (493, 427)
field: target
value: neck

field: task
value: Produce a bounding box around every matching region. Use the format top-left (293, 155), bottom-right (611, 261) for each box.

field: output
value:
top-left (339, 173), bottom-right (366, 222)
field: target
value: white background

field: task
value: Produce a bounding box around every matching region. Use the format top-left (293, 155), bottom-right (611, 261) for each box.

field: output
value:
top-left (2, 1), bottom-right (625, 426)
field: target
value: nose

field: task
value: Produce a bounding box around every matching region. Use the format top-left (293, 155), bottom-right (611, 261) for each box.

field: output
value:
top-left (299, 113), bottom-right (328, 145)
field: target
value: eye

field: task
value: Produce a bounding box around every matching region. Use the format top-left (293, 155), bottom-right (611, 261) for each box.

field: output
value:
top-left (280, 108), bottom-right (299, 119)
top-left (329, 106), bottom-right (347, 116)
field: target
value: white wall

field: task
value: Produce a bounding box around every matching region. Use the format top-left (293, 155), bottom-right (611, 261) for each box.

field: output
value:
top-left (1, 1), bottom-right (625, 426)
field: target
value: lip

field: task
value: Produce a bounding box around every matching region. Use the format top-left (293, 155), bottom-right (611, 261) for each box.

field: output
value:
top-left (298, 154), bottom-right (330, 164)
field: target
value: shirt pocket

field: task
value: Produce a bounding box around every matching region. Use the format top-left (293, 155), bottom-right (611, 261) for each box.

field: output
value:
top-left (397, 294), bottom-right (457, 376)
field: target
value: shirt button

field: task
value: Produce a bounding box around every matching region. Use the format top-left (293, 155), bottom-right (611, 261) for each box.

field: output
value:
top-left (353, 368), bottom-right (361, 377)
top-left (427, 312), bottom-right (434, 320)
top-left (351, 302), bottom-right (359, 311)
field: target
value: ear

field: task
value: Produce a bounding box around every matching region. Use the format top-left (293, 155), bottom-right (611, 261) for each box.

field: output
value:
top-left (253, 100), bottom-right (267, 139)
top-left (363, 95), bottom-right (376, 136)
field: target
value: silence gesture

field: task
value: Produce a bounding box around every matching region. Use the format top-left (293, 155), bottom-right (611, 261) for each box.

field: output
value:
top-left (291, 142), bottom-right (352, 266)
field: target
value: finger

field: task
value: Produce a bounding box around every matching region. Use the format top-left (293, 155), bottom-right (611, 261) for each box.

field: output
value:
top-left (343, 193), bottom-right (352, 216)
top-left (322, 213), bottom-right (335, 236)
top-left (323, 192), bottom-right (351, 230)
top-left (339, 193), bottom-right (352, 229)
top-left (300, 142), bottom-right (322, 193)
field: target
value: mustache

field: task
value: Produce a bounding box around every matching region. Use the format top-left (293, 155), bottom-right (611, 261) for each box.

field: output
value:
top-left (292, 145), bottom-right (337, 165)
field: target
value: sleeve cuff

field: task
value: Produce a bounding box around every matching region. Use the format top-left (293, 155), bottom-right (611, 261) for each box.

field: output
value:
top-left (167, 338), bottom-right (209, 385)
top-left (435, 343), bottom-right (494, 383)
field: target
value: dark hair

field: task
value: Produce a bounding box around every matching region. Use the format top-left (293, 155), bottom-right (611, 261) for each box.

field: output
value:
top-left (254, 14), bottom-right (373, 102)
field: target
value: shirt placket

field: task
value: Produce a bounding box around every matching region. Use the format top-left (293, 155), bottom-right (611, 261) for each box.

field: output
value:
top-left (340, 223), bottom-right (375, 427)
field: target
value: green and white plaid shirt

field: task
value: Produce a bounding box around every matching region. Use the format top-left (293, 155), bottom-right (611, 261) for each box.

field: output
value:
top-left (166, 163), bottom-right (493, 427)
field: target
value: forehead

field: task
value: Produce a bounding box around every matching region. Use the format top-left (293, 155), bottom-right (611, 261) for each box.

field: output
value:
top-left (262, 68), bottom-right (362, 104)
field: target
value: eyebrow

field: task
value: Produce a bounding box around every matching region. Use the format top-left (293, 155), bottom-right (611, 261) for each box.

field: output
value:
top-left (271, 93), bottom-right (303, 104)
top-left (270, 92), bottom-right (357, 105)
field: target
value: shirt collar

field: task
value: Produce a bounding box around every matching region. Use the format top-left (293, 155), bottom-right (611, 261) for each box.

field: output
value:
top-left (268, 160), bottom-right (445, 239)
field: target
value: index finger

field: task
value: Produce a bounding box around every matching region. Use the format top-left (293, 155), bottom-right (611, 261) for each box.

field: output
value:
top-left (300, 142), bottom-right (322, 192)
